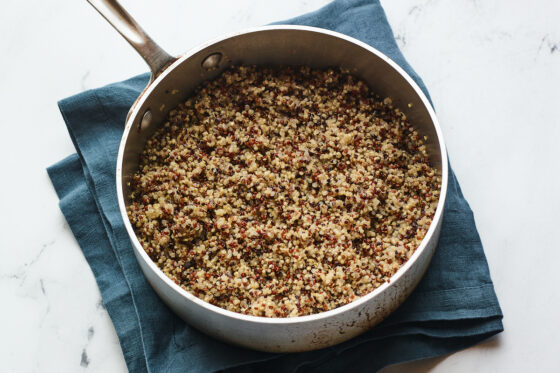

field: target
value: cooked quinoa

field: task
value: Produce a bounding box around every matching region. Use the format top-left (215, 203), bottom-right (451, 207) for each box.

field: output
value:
top-left (127, 65), bottom-right (440, 317)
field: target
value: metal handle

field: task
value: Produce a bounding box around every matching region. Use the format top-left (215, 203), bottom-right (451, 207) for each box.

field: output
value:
top-left (86, 0), bottom-right (175, 79)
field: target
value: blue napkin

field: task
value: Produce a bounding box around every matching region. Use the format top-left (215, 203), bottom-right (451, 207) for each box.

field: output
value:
top-left (47, 0), bottom-right (503, 371)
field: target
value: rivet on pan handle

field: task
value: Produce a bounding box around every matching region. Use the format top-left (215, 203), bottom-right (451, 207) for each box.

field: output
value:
top-left (86, 0), bottom-right (176, 81)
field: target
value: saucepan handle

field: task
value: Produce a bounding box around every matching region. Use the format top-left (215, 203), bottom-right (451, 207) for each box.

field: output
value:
top-left (86, 0), bottom-right (176, 80)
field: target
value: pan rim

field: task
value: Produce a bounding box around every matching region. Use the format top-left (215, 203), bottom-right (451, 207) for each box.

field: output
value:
top-left (116, 24), bottom-right (449, 325)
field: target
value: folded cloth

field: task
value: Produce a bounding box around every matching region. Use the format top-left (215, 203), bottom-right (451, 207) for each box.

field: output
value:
top-left (47, 0), bottom-right (503, 371)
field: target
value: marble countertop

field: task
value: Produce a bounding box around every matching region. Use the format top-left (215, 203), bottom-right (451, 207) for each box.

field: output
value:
top-left (1, 0), bottom-right (558, 371)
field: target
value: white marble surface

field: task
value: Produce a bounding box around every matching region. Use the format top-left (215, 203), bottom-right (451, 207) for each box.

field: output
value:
top-left (1, 0), bottom-right (559, 371)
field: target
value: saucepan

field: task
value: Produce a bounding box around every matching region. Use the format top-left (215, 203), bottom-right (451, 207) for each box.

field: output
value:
top-left (86, 0), bottom-right (448, 352)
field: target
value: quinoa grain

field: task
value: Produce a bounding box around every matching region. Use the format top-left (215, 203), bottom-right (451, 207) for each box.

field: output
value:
top-left (127, 65), bottom-right (440, 317)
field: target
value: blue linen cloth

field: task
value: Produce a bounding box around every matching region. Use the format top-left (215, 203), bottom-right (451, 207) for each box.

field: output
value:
top-left (47, 0), bottom-right (503, 371)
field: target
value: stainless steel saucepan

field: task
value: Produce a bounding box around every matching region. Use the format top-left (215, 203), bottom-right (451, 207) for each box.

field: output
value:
top-left (87, 0), bottom-right (448, 353)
